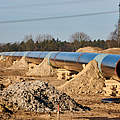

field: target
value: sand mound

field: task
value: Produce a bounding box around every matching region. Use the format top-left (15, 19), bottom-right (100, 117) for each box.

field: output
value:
top-left (7, 57), bottom-right (28, 70)
top-left (26, 58), bottom-right (55, 77)
top-left (76, 47), bottom-right (102, 53)
top-left (58, 60), bottom-right (105, 97)
top-left (101, 48), bottom-right (120, 55)
top-left (0, 56), bottom-right (14, 68)
top-left (1, 80), bottom-right (90, 112)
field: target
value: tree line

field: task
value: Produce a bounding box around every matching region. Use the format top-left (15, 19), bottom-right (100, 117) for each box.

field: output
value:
top-left (0, 31), bottom-right (119, 52)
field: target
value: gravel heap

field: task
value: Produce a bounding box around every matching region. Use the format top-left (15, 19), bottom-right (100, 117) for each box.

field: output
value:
top-left (1, 80), bottom-right (89, 113)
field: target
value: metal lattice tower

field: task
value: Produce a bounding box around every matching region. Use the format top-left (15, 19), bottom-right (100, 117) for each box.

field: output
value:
top-left (118, 2), bottom-right (120, 47)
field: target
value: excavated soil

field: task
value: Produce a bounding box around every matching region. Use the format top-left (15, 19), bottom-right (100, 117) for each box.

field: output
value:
top-left (58, 60), bottom-right (105, 97)
top-left (76, 47), bottom-right (120, 54)
top-left (101, 48), bottom-right (120, 54)
top-left (0, 56), bottom-right (14, 69)
top-left (26, 58), bottom-right (55, 77)
top-left (76, 47), bottom-right (103, 53)
top-left (0, 57), bottom-right (28, 77)
top-left (7, 57), bottom-right (28, 70)
top-left (76, 47), bottom-right (120, 55)
top-left (0, 48), bottom-right (120, 119)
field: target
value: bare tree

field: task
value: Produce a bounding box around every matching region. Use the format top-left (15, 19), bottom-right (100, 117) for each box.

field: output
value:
top-left (35, 34), bottom-right (54, 43)
top-left (23, 34), bottom-right (33, 42)
top-left (108, 27), bottom-right (118, 41)
top-left (107, 26), bottom-right (119, 48)
top-left (70, 32), bottom-right (91, 42)
top-left (69, 32), bottom-right (91, 51)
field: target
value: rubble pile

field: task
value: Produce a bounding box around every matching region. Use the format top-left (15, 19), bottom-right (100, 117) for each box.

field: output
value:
top-left (1, 80), bottom-right (89, 113)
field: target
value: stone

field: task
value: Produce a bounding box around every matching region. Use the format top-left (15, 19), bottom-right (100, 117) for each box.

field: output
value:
top-left (1, 80), bottom-right (89, 113)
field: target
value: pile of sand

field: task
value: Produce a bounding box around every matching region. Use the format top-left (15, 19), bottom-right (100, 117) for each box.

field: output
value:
top-left (58, 60), bottom-right (105, 97)
top-left (101, 48), bottom-right (120, 55)
top-left (0, 56), bottom-right (14, 68)
top-left (76, 47), bottom-right (102, 53)
top-left (7, 57), bottom-right (29, 70)
top-left (26, 58), bottom-right (55, 77)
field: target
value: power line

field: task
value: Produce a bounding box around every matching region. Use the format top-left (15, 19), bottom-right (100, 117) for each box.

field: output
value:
top-left (0, 0), bottom-right (82, 9)
top-left (0, 11), bottom-right (118, 24)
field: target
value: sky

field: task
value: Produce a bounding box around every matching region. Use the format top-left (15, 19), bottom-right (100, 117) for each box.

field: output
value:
top-left (0, 0), bottom-right (119, 43)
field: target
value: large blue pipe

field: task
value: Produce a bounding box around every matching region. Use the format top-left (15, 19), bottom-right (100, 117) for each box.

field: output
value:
top-left (0, 51), bottom-right (120, 78)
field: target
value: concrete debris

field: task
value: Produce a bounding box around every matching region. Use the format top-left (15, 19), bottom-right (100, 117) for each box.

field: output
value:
top-left (1, 80), bottom-right (89, 113)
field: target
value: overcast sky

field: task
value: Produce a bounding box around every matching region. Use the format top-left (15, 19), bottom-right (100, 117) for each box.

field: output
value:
top-left (0, 0), bottom-right (119, 43)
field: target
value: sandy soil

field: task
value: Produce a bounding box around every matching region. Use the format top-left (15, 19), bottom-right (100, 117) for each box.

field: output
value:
top-left (76, 47), bottom-right (103, 53)
top-left (0, 48), bottom-right (120, 120)
top-left (101, 48), bottom-right (120, 54)
top-left (0, 68), bottom-right (120, 120)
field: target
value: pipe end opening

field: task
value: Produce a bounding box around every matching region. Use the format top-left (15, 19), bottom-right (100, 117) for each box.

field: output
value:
top-left (116, 60), bottom-right (120, 78)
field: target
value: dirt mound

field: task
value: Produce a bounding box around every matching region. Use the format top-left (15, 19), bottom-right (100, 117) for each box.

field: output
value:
top-left (58, 60), bottom-right (105, 97)
top-left (100, 48), bottom-right (120, 54)
top-left (0, 56), bottom-right (14, 68)
top-left (26, 58), bottom-right (55, 77)
top-left (1, 80), bottom-right (89, 113)
top-left (7, 57), bottom-right (28, 70)
top-left (76, 47), bottom-right (102, 53)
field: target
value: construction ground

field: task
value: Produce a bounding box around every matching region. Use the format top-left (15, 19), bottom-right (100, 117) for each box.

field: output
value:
top-left (0, 47), bottom-right (120, 120)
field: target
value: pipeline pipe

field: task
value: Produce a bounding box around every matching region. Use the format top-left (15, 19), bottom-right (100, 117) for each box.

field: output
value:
top-left (1, 51), bottom-right (120, 78)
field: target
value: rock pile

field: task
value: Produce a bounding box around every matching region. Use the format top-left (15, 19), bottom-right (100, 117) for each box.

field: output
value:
top-left (1, 80), bottom-right (89, 113)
